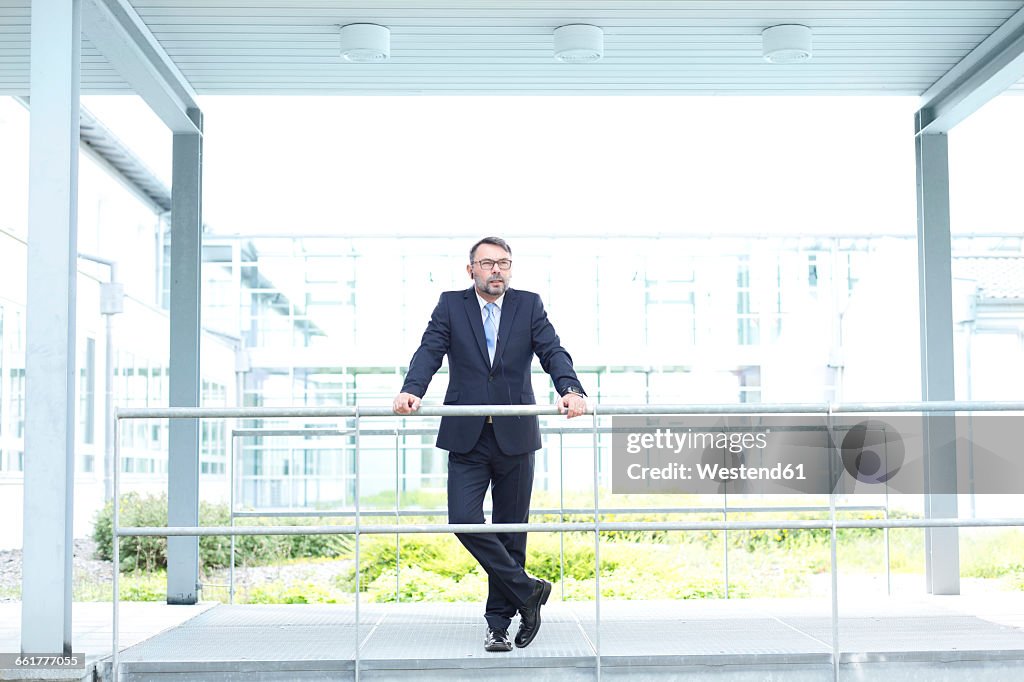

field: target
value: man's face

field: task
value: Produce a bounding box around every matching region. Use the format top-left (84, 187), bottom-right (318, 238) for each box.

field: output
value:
top-left (468, 243), bottom-right (512, 298)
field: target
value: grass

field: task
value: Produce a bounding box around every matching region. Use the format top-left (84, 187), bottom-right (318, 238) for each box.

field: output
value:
top-left (73, 570), bottom-right (168, 602)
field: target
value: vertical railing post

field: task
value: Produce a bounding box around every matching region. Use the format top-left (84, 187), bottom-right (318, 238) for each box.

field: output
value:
top-left (112, 413), bottom-right (121, 682)
top-left (394, 427), bottom-right (401, 602)
top-left (558, 431), bottom-right (565, 599)
top-left (828, 408), bottom-right (840, 682)
top-left (591, 406), bottom-right (601, 681)
top-left (723, 488), bottom-right (730, 599)
top-left (229, 433), bottom-right (236, 604)
top-left (880, 425), bottom-right (892, 597)
top-left (354, 409), bottom-right (362, 682)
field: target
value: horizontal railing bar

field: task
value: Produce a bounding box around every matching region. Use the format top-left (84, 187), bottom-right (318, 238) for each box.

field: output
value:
top-left (115, 400), bottom-right (1024, 420)
top-left (230, 505), bottom-right (887, 519)
top-left (232, 421), bottom-right (902, 451)
top-left (117, 517), bottom-right (1024, 537)
top-left (379, 427), bottom-right (588, 436)
top-left (238, 427), bottom-right (627, 438)
top-left (233, 426), bottom-right (832, 446)
top-left (231, 428), bottom-right (351, 436)
top-left (363, 425), bottom-right (840, 437)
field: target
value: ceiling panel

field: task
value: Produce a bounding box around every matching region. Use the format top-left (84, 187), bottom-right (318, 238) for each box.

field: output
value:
top-left (0, 1), bottom-right (1022, 96)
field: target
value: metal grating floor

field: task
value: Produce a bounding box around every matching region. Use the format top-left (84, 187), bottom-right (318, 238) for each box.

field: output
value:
top-left (102, 597), bottom-right (1024, 681)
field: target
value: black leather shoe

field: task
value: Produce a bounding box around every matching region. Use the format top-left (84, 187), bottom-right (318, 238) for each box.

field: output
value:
top-left (484, 627), bottom-right (513, 652)
top-left (514, 579), bottom-right (551, 648)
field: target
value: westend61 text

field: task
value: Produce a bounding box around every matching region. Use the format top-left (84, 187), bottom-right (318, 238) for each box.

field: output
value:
top-left (624, 428), bottom-right (769, 455)
top-left (627, 462), bottom-right (806, 481)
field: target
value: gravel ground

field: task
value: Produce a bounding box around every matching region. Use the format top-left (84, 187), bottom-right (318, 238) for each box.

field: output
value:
top-left (0, 538), bottom-right (112, 602)
top-left (203, 559), bottom-right (353, 599)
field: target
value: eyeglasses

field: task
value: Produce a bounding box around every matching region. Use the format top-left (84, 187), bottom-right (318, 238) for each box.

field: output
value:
top-left (472, 259), bottom-right (512, 271)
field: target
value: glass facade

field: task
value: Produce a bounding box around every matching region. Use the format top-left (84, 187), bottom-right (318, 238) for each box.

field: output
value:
top-left (193, 233), bottom-right (1023, 513)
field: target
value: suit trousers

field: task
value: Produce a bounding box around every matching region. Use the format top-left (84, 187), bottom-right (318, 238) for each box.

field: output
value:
top-left (447, 422), bottom-right (536, 631)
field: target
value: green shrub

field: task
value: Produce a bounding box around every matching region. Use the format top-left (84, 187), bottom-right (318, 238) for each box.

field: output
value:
top-left (526, 533), bottom-right (619, 581)
top-left (93, 492), bottom-right (172, 572)
top-left (364, 565), bottom-right (489, 603)
top-left (344, 534), bottom-right (479, 590)
top-left (93, 492), bottom-right (353, 572)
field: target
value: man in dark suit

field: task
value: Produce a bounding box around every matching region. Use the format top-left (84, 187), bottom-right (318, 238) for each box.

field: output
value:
top-left (393, 236), bottom-right (587, 652)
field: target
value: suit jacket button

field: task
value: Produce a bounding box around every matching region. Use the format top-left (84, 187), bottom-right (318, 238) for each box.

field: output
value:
top-left (488, 375), bottom-right (494, 382)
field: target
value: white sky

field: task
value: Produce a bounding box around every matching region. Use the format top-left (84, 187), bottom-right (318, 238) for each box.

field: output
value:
top-left (78, 94), bottom-right (1024, 238)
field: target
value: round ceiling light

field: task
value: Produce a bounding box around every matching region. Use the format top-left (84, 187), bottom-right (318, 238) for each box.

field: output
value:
top-left (761, 24), bottom-right (813, 64)
top-left (553, 24), bottom-right (604, 63)
top-left (339, 23), bottom-right (390, 63)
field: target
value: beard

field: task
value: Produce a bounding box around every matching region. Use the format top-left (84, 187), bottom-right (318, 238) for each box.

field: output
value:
top-left (476, 274), bottom-right (507, 296)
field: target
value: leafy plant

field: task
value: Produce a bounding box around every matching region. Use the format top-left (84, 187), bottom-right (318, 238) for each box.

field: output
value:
top-left (93, 492), bottom-right (353, 572)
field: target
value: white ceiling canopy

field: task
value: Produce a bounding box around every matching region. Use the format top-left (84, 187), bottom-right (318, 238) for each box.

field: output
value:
top-left (2, 1), bottom-right (1024, 96)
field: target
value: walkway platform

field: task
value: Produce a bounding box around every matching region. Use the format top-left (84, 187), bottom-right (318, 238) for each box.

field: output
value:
top-left (93, 594), bottom-right (1024, 681)
top-left (0, 601), bottom-right (214, 681)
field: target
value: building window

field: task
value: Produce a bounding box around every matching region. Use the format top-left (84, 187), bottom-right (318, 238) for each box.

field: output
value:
top-left (11, 367), bottom-right (24, 438)
top-left (79, 337), bottom-right (96, 445)
top-left (737, 256), bottom-right (759, 345)
top-left (645, 274), bottom-right (697, 348)
top-left (736, 366), bottom-right (762, 404)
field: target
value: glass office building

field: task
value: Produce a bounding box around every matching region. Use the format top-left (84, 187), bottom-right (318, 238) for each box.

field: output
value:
top-left (199, 233), bottom-right (1022, 514)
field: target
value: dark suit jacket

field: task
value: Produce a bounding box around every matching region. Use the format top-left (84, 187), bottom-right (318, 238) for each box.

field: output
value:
top-left (401, 287), bottom-right (584, 455)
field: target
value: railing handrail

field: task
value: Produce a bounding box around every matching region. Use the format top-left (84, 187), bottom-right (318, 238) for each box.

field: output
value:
top-left (228, 504), bottom-right (888, 518)
top-left (115, 399), bottom-right (1024, 419)
top-left (115, 516), bottom-right (1024, 537)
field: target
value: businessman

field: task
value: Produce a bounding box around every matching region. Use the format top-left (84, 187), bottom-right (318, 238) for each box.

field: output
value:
top-left (393, 237), bottom-right (587, 652)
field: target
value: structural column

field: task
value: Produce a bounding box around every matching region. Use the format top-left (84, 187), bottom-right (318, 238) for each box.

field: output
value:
top-left (915, 132), bottom-right (960, 595)
top-left (167, 110), bottom-right (204, 604)
top-left (21, 0), bottom-right (81, 654)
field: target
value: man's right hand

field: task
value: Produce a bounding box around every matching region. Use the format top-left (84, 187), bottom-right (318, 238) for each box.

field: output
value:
top-left (392, 392), bottom-right (422, 414)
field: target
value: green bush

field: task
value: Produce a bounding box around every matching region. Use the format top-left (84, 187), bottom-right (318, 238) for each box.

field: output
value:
top-left (364, 565), bottom-right (488, 603)
top-left (526, 533), bottom-right (619, 581)
top-left (344, 534), bottom-right (479, 590)
top-left (93, 492), bottom-right (354, 572)
top-left (93, 492), bottom-right (172, 572)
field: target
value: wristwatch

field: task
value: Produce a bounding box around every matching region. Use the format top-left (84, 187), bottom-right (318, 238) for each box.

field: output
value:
top-left (563, 386), bottom-right (585, 397)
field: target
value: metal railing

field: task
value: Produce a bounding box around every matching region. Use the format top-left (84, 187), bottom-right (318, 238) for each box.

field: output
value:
top-left (110, 400), bottom-right (1024, 682)
top-left (224, 425), bottom-right (891, 603)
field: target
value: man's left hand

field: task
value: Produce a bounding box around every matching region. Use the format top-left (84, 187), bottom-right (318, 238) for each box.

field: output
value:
top-left (557, 393), bottom-right (587, 419)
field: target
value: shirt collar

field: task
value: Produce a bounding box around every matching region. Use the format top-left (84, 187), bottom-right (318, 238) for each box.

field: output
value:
top-left (476, 290), bottom-right (506, 311)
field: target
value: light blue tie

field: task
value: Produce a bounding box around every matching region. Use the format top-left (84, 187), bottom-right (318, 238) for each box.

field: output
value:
top-left (484, 302), bottom-right (498, 365)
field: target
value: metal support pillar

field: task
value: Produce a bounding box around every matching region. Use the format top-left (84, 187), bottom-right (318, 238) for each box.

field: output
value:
top-left (914, 132), bottom-right (960, 595)
top-left (166, 111), bottom-right (204, 604)
top-left (21, 0), bottom-right (81, 654)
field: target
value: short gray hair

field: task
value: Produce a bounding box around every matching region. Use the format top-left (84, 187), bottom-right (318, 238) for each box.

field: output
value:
top-left (469, 237), bottom-right (512, 263)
